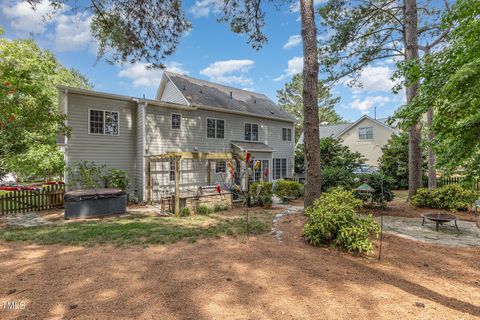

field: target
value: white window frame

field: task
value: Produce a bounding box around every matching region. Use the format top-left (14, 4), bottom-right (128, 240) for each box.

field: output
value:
top-left (215, 160), bottom-right (226, 173)
top-left (358, 126), bottom-right (374, 141)
top-left (272, 158), bottom-right (287, 180)
top-left (171, 113), bottom-right (182, 130)
top-left (282, 128), bottom-right (292, 141)
top-left (206, 117), bottom-right (225, 139)
top-left (169, 159), bottom-right (176, 182)
top-left (244, 122), bottom-right (259, 141)
top-left (88, 108), bottom-right (120, 136)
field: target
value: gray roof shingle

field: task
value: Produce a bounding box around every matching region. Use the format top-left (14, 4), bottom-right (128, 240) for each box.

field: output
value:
top-left (165, 72), bottom-right (296, 122)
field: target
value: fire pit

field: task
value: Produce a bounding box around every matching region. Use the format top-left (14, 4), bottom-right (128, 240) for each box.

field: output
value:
top-left (421, 213), bottom-right (459, 231)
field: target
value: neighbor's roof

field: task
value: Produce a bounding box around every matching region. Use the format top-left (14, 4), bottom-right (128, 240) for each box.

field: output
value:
top-left (231, 141), bottom-right (275, 153)
top-left (296, 115), bottom-right (398, 145)
top-left (163, 72), bottom-right (296, 123)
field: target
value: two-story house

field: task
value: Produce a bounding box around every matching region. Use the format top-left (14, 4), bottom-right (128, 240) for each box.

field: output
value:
top-left (58, 71), bottom-right (296, 202)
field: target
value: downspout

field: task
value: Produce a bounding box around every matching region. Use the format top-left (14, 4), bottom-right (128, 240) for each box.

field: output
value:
top-left (63, 89), bottom-right (69, 187)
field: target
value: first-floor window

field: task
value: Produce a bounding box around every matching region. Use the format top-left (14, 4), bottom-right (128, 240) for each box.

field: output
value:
top-left (90, 109), bottom-right (119, 135)
top-left (215, 160), bottom-right (226, 173)
top-left (273, 158), bottom-right (287, 180)
top-left (169, 159), bottom-right (176, 182)
top-left (249, 160), bottom-right (270, 182)
top-left (207, 118), bottom-right (225, 139)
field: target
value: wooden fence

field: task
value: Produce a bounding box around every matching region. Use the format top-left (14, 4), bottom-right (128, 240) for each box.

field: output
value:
top-left (423, 177), bottom-right (480, 191)
top-left (0, 184), bottom-right (65, 215)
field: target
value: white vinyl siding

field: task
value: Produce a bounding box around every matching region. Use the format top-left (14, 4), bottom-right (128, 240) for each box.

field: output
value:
top-left (160, 79), bottom-right (189, 105)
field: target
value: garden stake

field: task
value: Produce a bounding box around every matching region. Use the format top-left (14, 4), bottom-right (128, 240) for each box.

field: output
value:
top-left (378, 173), bottom-right (385, 260)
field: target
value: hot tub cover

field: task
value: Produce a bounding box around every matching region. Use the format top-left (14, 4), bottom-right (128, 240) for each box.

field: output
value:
top-left (64, 188), bottom-right (126, 202)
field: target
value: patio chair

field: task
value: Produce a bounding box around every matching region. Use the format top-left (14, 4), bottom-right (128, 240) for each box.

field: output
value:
top-left (474, 200), bottom-right (480, 216)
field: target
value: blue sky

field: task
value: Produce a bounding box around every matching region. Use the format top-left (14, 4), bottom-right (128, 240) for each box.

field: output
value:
top-left (1, 0), bottom-right (405, 122)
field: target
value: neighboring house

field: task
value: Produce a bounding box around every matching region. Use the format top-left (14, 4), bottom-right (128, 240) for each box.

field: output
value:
top-left (57, 71), bottom-right (296, 202)
top-left (297, 115), bottom-right (398, 166)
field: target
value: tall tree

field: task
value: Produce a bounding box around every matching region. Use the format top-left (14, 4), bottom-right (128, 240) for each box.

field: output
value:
top-left (0, 32), bottom-right (91, 179)
top-left (394, 0), bottom-right (480, 180)
top-left (318, 0), bottom-right (450, 198)
top-left (277, 73), bottom-right (344, 141)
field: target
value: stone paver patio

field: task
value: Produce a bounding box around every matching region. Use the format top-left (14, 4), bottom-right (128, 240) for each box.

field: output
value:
top-left (376, 215), bottom-right (480, 247)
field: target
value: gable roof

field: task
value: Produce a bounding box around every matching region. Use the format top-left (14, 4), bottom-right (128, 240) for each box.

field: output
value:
top-left (296, 115), bottom-right (398, 145)
top-left (157, 71), bottom-right (296, 123)
top-left (333, 115), bottom-right (398, 138)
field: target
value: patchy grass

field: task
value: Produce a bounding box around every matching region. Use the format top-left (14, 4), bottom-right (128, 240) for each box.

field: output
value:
top-left (0, 212), bottom-right (274, 246)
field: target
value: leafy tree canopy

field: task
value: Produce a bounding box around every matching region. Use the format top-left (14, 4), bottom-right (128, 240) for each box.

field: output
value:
top-left (277, 73), bottom-right (344, 139)
top-left (0, 34), bottom-right (91, 179)
top-left (393, 0), bottom-right (480, 179)
top-left (378, 132), bottom-right (409, 189)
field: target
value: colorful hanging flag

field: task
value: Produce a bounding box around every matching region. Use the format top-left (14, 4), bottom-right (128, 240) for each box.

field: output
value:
top-left (253, 160), bottom-right (261, 171)
top-left (216, 184), bottom-right (221, 194)
top-left (264, 166), bottom-right (269, 177)
top-left (245, 152), bottom-right (251, 163)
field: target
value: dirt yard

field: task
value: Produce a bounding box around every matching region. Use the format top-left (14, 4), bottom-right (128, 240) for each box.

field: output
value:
top-left (1, 209), bottom-right (479, 319)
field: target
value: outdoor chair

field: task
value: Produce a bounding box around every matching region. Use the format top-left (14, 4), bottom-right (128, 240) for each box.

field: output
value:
top-left (474, 200), bottom-right (480, 216)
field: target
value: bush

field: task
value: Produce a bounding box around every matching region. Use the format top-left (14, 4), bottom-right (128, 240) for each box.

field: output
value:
top-left (273, 180), bottom-right (303, 202)
top-left (411, 185), bottom-right (478, 211)
top-left (105, 169), bottom-right (129, 190)
top-left (261, 194), bottom-right (272, 207)
top-left (355, 172), bottom-right (395, 205)
top-left (321, 166), bottom-right (356, 192)
top-left (304, 187), bottom-right (380, 253)
top-left (196, 205), bottom-right (212, 215)
top-left (249, 182), bottom-right (273, 205)
top-left (213, 203), bottom-right (228, 212)
top-left (180, 207), bottom-right (191, 217)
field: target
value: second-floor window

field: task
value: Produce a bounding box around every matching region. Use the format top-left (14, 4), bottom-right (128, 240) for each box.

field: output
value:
top-left (171, 113), bottom-right (181, 129)
top-left (282, 128), bottom-right (292, 141)
top-left (244, 123), bottom-right (259, 141)
top-left (207, 118), bottom-right (225, 139)
top-left (89, 109), bottom-right (119, 135)
top-left (358, 127), bottom-right (374, 140)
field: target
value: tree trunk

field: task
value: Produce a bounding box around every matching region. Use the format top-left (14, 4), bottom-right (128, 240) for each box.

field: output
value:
top-left (300, 0), bottom-right (321, 207)
top-left (404, 0), bottom-right (423, 199)
top-left (427, 106), bottom-right (437, 189)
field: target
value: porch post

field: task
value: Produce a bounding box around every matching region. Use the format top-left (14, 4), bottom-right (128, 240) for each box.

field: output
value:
top-left (174, 157), bottom-right (181, 216)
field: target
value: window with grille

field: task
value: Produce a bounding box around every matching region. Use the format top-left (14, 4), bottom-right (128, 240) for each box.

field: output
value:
top-left (207, 118), bottom-right (225, 139)
top-left (273, 158), bottom-right (287, 180)
top-left (215, 160), bottom-right (226, 173)
top-left (169, 159), bottom-right (176, 182)
top-left (89, 109), bottom-right (118, 135)
top-left (171, 113), bottom-right (181, 129)
top-left (358, 127), bottom-right (374, 140)
top-left (282, 128), bottom-right (292, 141)
top-left (245, 123), bottom-right (259, 141)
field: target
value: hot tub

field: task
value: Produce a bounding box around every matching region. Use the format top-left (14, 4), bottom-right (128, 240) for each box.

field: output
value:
top-left (64, 188), bottom-right (127, 219)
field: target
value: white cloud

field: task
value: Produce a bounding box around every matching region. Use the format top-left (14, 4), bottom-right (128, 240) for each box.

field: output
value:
top-left (200, 59), bottom-right (255, 85)
top-left (189, 0), bottom-right (223, 18)
top-left (283, 35), bottom-right (302, 49)
top-left (350, 96), bottom-right (391, 113)
top-left (118, 62), bottom-right (189, 87)
top-left (349, 65), bottom-right (397, 93)
top-left (54, 13), bottom-right (93, 52)
top-left (2, 0), bottom-right (59, 33)
top-left (274, 56), bottom-right (303, 81)
top-left (290, 0), bottom-right (326, 13)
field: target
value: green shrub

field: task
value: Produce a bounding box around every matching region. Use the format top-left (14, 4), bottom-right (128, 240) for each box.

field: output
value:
top-left (213, 203), bottom-right (228, 212)
top-left (180, 207), bottom-right (191, 217)
top-left (196, 205), bottom-right (213, 215)
top-left (355, 172), bottom-right (395, 205)
top-left (273, 180), bottom-right (303, 202)
top-left (304, 187), bottom-right (380, 253)
top-left (249, 182), bottom-right (273, 205)
top-left (321, 166), bottom-right (356, 192)
top-left (106, 169), bottom-right (129, 190)
top-left (261, 194), bottom-right (272, 207)
top-left (411, 185), bottom-right (478, 211)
